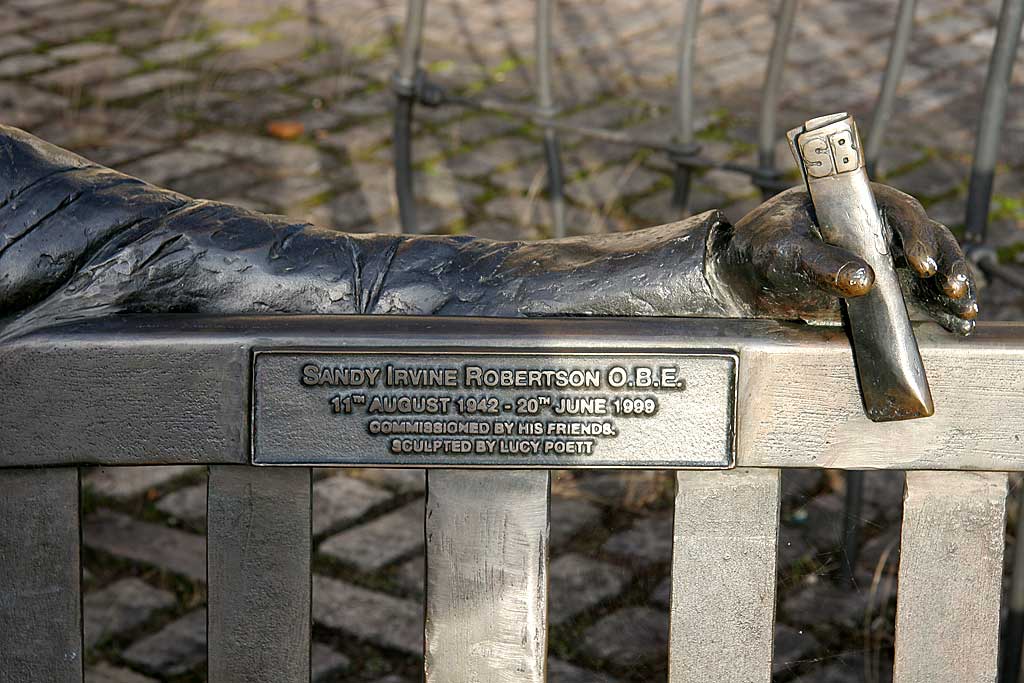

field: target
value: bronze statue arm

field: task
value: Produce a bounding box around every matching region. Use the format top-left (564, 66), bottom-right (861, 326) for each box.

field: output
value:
top-left (0, 125), bottom-right (976, 340)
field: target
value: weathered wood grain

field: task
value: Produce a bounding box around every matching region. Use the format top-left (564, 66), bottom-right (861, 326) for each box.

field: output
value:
top-left (425, 470), bottom-right (549, 683)
top-left (0, 467), bottom-right (83, 682)
top-left (893, 471), bottom-right (1007, 683)
top-left (669, 468), bottom-right (780, 683)
top-left (207, 466), bottom-right (312, 683)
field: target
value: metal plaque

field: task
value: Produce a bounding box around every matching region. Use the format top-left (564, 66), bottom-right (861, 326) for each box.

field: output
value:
top-left (252, 350), bottom-right (736, 468)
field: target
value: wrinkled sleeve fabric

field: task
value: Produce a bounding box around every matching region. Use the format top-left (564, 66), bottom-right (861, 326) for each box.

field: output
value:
top-left (0, 124), bottom-right (735, 340)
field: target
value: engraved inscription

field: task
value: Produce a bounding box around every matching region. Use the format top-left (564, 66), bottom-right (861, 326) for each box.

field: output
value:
top-left (314, 362), bottom-right (680, 456)
top-left (253, 352), bottom-right (736, 468)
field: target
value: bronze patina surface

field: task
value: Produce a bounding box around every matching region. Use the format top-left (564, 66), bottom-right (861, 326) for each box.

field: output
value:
top-left (0, 124), bottom-right (976, 342)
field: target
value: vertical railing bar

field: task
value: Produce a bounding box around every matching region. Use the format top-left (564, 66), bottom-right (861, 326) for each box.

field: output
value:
top-left (393, 0), bottom-right (429, 233)
top-left (671, 0), bottom-right (703, 212)
top-left (536, 0), bottom-right (567, 238)
top-left (963, 0), bottom-right (1023, 245)
top-left (395, 0), bottom-right (427, 88)
top-left (864, 0), bottom-right (917, 177)
top-left (755, 0), bottom-right (798, 198)
top-left (839, 470), bottom-right (864, 586)
top-left (1000, 487), bottom-right (1024, 683)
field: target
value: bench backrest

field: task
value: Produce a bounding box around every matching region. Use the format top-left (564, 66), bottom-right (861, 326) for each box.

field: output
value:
top-left (1, 315), bottom-right (1021, 682)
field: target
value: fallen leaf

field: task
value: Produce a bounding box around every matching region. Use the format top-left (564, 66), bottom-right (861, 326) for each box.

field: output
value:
top-left (267, 120), bottom-right (305, 140)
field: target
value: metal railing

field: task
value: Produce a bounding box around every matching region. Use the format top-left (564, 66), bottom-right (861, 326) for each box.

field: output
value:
top-left (2, 315), bottom-right (1024, 681)
top-left (391, 0), bottom-right (1024, 295)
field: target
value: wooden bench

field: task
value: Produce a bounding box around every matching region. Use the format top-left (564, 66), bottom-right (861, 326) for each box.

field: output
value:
top-left (1, 315), bottom-right (1021, 682)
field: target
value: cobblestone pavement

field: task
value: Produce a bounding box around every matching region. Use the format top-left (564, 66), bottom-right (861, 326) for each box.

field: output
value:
top-left (2, 0), bottom-right (1024, 680)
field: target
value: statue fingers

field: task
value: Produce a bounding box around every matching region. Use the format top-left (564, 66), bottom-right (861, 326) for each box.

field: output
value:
top-left (790, 235), bottom-right (875, 299)
top-left (891, 211), bottom-right (940, 278)
top-left (907, 272), bottom-right (978, 335)
top-left (931, 274), bottom-right (978, 320)
top-left (872, 183), bottom-right (940, 277)
top-left (931, 221), bottom-right (974, 300)
top-left (926, 307), bottom-right (976, 336)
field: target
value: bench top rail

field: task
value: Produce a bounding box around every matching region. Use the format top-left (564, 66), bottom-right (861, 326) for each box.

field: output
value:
top-left (2, 315), bottom-right (1021, 471)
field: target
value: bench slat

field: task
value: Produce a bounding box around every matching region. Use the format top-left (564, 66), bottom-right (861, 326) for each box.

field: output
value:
top-left (893, 471), bottom-right (1007, 683)
top-left (669, 468), bottom-right (780, 683)
top-left (425, 470), bottom-right (549, 683)
top-left (208, 466), bottom-right (312, 683)
top-left (0, 467), bottom-right (83, 682)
